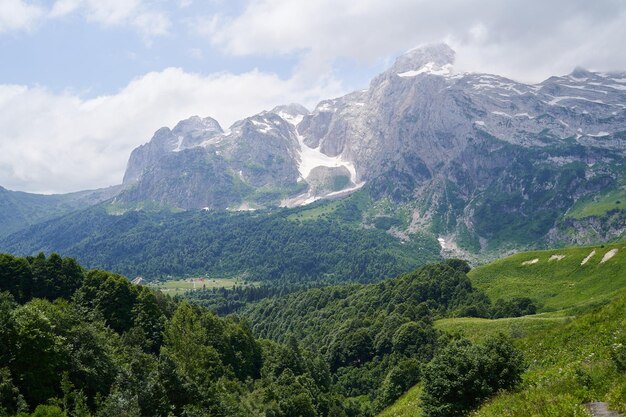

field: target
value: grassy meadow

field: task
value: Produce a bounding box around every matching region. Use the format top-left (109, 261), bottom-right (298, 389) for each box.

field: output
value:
top-left (468, 243), bottom-right (625, 313)
top-left (148, 277), bottom-right (256, 296)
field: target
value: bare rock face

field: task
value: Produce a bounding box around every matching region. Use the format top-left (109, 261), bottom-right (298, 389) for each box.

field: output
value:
top-left (123, 116), bottom-right (223, 184)
top-left (118, 43), bottom-right (625, 250)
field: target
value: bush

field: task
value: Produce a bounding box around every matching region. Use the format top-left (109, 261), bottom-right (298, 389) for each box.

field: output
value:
top-left (421, 335), bottom-right (525, 417)
top-left (492, 298), bottom-right (537, 319)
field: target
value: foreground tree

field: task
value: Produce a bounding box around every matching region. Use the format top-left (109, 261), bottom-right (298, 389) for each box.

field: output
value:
top-left (421, 335), bottom-right (525, 417)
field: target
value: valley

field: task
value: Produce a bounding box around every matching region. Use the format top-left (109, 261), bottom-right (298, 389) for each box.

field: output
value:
top-left (0, 37), bottom-right (624, 417)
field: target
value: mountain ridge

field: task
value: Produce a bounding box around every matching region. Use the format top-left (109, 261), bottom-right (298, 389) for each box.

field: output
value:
top-left (2, 43), bottom-right (625, 254)
top-left (112, 43), bottom-right (626, 252)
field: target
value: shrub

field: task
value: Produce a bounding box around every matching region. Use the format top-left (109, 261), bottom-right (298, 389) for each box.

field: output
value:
top-left (421, 335), bottom-right (525, 417)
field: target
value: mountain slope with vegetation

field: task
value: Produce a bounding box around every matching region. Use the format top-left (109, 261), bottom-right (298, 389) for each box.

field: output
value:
top-left (0, 186), bottom-right (120, 239)
top-left (241, 260), bottom-right (531, 414)
top-left (468, 242), bottom-right (625, 312)
top-left (379, 243), bottom-right (626, 417)
top-left (0, 197), bottom-right (441, 284)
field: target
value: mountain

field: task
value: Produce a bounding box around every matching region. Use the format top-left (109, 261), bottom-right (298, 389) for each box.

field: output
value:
top-left (0, 185), bottom-right (122, 238)
top-left (1, 44), bottom-right (624, 256)
top-left (114, 43), bottom-right (626, 252)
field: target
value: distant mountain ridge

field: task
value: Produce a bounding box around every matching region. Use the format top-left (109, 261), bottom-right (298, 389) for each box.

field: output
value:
top-left (0, 185), bottom-right (122, 238)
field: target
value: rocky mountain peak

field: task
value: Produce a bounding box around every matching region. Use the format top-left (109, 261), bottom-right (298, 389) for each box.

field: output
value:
top-left (172, 115), bottom-right (223, 137)
top-left (271, 103), bottom-right (310, 126)
top-left (390, 43), bottom-right (455, 74)
top-left (569, 66), bottom-right (594, 80)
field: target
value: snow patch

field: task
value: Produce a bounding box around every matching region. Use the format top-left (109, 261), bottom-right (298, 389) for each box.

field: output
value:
top-left (522, 258), bottom-right (539, 266)
top-left (559, 84), bottom-right (608, 94)
top-left (588, 131), bottom-right (610, 137)
top-left (600, 249), bottom-right (618, 264)
top-left (546, 96), bottom-right (607, 106)
top-left (234, 202), bottom-right (256, 212)
top-left (514, 113), bottom-right (535, 119)
top-left (173, 136), bottom-right (184, 152)
top-left (277, 111), bottom-right (304, 126)
top-left (397, 62), bottom-right (453, 77)
top-left (316, 102), bottom-right (336, 112)
top-left (581, 250), bottom-right (596, 265)
top-left (474, 120), bottom-right (485, 126)
top-left (437, 238), bottom-right (446, 249)
top-left (491, 111), bottom-right (511, 117)
top-left (549, 254), bottom-right (566, 261)
top-left (325, 182), bottom-right (365, 198)
top-left (567, 75), bottom-right (588, 82)
top-left (251, 119), bottom-right (273, 133)
top-left (296, 132), bottom-right (358, 182)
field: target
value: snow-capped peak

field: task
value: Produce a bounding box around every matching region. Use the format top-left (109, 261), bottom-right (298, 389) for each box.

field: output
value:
top-left (391, 43), bottom-right (455, 74)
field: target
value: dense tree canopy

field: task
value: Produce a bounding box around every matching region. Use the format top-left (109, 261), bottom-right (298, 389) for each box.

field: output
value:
top-left (0, 204), bottom-right (441, 283)
top-left (0, 253), bottom-right (528, 416)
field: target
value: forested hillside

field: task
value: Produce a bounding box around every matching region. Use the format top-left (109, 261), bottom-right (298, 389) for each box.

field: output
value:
top-left (0, 253), bottom-right (360, 416)
top-left (0, 255), bottom-right (527, 417)
top-left (241, 260), bottom-right (530, 413)
top-left (0, 200), bottom-right (440, 283)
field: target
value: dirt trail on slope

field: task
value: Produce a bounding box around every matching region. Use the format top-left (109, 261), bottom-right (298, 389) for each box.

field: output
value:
top-left (585, 402), bottom-right (622, 417)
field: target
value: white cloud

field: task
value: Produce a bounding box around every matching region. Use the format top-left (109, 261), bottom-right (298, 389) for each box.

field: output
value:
top-left (49, 0), bottom-right (170, 38)
top-left (49, 0), bottom-right (82, 18)
top-left (133, 10), bottom-right (171, 37)
top-left (0, 69), bottom-right (343, 194)
top-left (0, 0), bottom-right (44, 32)
top-left (83, 0), bottom-right (141, 25)
top-left (204, 0), bottom-right (626, 83)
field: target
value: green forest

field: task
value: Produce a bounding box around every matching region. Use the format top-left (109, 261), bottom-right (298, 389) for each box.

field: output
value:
top-left (0, 201), bottom-right (441, 284)
top-left (0, 253), bottom-right (528, 417)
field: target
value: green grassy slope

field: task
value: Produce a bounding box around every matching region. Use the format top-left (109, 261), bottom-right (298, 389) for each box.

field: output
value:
top-left (567, 188), bottom-right (626, 219)
top-left (468, 243), bottom-right (626, 312)
top-left (377, 385), bottom-right (423, 417)
top-left (434, 315), bottom-right (571, 344)
top-left (379, 290), bottom-right (626, 417)
top-left (474, 290), bottom-right (626, 416)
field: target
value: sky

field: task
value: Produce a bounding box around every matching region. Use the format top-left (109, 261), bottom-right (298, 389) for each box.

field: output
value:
top-left (1, 0), bottom-right (625, 194)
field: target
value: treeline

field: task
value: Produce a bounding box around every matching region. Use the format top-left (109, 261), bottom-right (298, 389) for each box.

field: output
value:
top-left (0, 253), bottom-right (363, 416)
top-left (185, 282), bottom-right (329, 315)
top-left (185, 278), bottom-right (537, 318)
top-left (0, 206), bottom-right (441, 283)
top-left (241, 260), bottom-right (529, 413)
